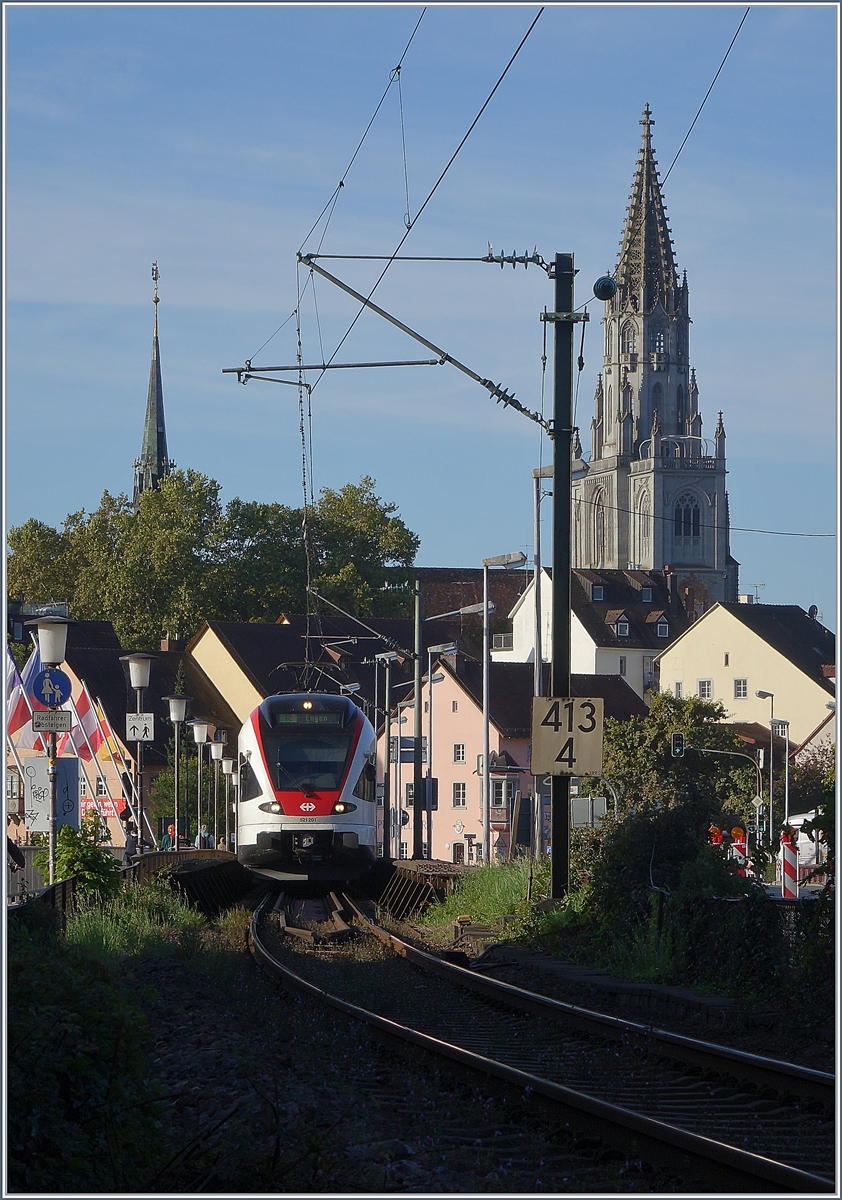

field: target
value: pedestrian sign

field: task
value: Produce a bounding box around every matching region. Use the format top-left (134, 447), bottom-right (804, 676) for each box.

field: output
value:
top-left (531, 697), bottom-right (604, 776)
top-left (32, 668), bottom-right (71, 708)
top-left (127, 713), bottom-right (155, 741)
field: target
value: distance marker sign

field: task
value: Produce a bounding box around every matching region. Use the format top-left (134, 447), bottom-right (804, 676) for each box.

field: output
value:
top-left (531, 697), bottom-right (604, 776)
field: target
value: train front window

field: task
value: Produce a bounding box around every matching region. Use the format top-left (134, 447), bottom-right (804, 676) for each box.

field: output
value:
top-left (265, 729), bottom-right (355, 793)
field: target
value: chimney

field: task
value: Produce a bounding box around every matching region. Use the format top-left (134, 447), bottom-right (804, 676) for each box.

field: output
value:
top-left (160, 637), bottom-right (184, 652)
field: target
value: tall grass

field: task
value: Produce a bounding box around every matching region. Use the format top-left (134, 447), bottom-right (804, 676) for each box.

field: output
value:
top-left (65, 875), bottom-right (205, 959)
top-left (419, 858), bottom-right (550, 931)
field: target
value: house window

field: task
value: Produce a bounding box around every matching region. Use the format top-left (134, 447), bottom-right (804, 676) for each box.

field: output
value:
top-left (79, 776), bottom-right (88, 798)
top-left (616, 620), bottom-right (629, 637)
top-left (424, 700), bottom-right (429, 713)
top-left (7, 769), bottom-right (23, 803)
top-left (453, 743), bottom-right (466, 763)
top-left (451, 700), bottom-right (458, 713)
top-left (452, 842), bottom-right (465, 864)
top-left (491, 780), bottom-right (516, 805)
top-left (643, 656), bottom-right (654, 688)
top-left (619, 656), bottom-right (627, 676)
top-left (675, 682), bottom-right (683, 699)
top-left (592, 585), bottom-right (604, 601)
top-left (452, 782), bottom-right (467, 807)
top-left (475, 844), bottom-right (483, 863)
top-left (399, 842), bottom-right (408, 860)
top-left (698, 680), bottom-right (714, 699)
top-left (96, 777), bottom-right (108, 797)
top-left (406, 783), bottom-right (414, 806)
top-left (492, 633), bottom-right (513, 650)
top-left (724, 652), bottom-right (729, 666)
top-left (734, 678), bottom-right (748, 699)
top-left (657, 621), bottom-right (669, 637)
top-left (641, 587), bottom-right (652, 603)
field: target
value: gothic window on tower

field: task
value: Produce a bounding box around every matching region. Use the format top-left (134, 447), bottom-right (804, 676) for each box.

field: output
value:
top-left (606, 324), bottom-right (612, 359)
top-left (651, 330), bottom-right (666, 355)
top-left (676, 384), bottom-right (684, 425)
top-left (674, 494), bottom-right (700, 540)
top-left (621, 323), bottom-right (636, 355)
top-left (651, 381), bottom-right (663, 414)
top-left (638, 493), bottom-right (651, 562)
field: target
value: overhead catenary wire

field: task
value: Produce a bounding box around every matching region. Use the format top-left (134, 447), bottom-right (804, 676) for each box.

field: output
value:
top-left (307, 6), bottom-right (544, 396)
top-left (573, 490), bottom-right (833, 539)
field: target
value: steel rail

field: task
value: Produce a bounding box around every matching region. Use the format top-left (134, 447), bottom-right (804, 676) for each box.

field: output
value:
top-left (344, 895), bottom-right (835, 1108)
top-left (249, 895), bottom-right (833, 1193)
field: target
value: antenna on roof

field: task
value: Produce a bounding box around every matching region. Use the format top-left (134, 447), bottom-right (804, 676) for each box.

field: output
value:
top-left (753, 582), bottom-right (766, 602)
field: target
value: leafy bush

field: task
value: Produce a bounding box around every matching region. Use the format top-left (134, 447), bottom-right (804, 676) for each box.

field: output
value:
top-left (33, 817), bottom-right (122, 899)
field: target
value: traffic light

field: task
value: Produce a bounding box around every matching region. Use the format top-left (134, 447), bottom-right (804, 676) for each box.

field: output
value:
top-left (671, 732), bottom-right (685, 758)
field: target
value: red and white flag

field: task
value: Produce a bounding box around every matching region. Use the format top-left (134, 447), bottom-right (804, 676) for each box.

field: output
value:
top-left (58, 688), bottom-right (105, 760)
top-left (6, 647), bottom-right (32, 736)
top-left (9, 645), bottom-right (49, 751)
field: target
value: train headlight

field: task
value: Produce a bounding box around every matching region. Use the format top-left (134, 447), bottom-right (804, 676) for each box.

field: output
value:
top-left (258, 801), bottom-right (283, 814)
top-left (332, 801), bottom-right (357, 814)
top-left (302, 700), bottom-right (313, 710)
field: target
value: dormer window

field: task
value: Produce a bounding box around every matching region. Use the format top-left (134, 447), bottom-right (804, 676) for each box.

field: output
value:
top-left (616, 619), bottom-right (629, 637)
top-left (641, 587), bottom-right (653, 603)
top-left (657, 620), bottom-right (669, 637)
top-left (592, 585), bottom-right (604, 601)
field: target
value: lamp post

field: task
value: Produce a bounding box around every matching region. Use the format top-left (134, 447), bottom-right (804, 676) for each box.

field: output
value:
top-left (25, 615), bottom-right (71, 885)
top-left (771, 719), bottom-right (790, 825)
top-left (230, 757), bottom-right (240, 853)
top-left (426, 643), bottom-right (456, 860)
top-left (164, 694), bottom-right (189, 850)
top-left (190, 719), bottom-right (209, 846)
top-left (210, 737), bottom-right (225, 847)
top-left (482, 551), bottom-right (527, 863)
top-left (222, 757), bottom-right (234, 851)
top-left (375, 651), bottom-right (398, 860)
top-left (120, 652), bottom-right (156, 852)
top-left (756, 691), bottom-right (774, 837)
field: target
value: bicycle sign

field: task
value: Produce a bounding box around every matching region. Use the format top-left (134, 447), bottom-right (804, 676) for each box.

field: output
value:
top-left (31, 668), bottom-right (71, 708)
top-left (531, 697), bottom-right (604, 776)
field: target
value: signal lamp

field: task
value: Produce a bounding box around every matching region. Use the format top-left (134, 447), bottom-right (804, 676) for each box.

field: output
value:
top-left (671, 732), bottom-right (685, 758)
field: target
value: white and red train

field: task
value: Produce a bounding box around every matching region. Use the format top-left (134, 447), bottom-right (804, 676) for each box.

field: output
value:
top-left (237, 692), bottom-right (377, 882)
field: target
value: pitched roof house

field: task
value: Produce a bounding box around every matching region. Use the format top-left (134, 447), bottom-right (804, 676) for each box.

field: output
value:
top-left (656, 603), bottom-right (836, 746)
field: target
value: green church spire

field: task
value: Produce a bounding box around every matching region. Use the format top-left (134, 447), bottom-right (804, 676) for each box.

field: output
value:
top-left (133, 263), bottom-right (172, 510)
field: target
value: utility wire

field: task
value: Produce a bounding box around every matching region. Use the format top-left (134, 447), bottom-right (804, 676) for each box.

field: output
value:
top-left (574, 491), bottom-right (833, 538)
top-left (309, 6), bottom-right (544, 394)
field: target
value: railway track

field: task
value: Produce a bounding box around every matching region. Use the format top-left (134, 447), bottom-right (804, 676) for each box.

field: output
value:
top-left (249, 890), bottom-right (835, 1193)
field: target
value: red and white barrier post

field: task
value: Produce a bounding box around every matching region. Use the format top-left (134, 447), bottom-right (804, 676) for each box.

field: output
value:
top-left (780, 829), bottom-right (799, 899)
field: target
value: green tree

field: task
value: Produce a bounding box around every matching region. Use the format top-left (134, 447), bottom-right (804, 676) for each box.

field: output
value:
top-left (7, 471), bottom-right (419, 646)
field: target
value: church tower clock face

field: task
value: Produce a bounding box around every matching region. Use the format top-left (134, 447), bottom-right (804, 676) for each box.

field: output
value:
top-left (573, 105), bottom-right (738, 606)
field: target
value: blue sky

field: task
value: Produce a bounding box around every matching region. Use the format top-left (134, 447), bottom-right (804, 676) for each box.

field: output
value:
top-left (5, 4), bottom-right (838, 627)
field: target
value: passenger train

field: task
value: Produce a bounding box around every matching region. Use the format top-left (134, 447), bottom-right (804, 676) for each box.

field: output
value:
top-left (237, 692), bottom-right (377, 882)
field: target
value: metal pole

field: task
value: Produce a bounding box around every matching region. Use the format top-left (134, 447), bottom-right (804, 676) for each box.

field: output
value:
top-left (48, 729), bottom-right (57, 885)
top-left (383, 661), bottom-right (392, 861)
top-left (225, 773), bottom-right (230, 850)
top-left (173, 719), bottom-right (180, 849)
top-left (550, 252), bottom-right (575, 899)
top-left (482, 562), bottom-right (491, 865)
top-left (784, 724), bottom-right (790, 825)
top-left (412, 579), bottom-right (424, 858)
top-left (136, 686), bottom-right (145, 853)
top-left (533, 470), bottom-right (543, 696)
top-left (197, 743), bottom-right (203, 847)
top-left (426, 649), bottom-right (433, 858)
top-left (214, 758), bottom-right (220, 847)
top-left (769, 696), bottom-right (774, 841)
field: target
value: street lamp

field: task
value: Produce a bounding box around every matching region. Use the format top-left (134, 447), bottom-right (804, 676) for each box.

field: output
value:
top-left (190, 719), bottom-right (210, 846)
top-left (230, 757), bottom-right (241, 854)
top-left (222, 757), bottom-right (234, 851)
top-left (375, 651), bottom-right (399, 860)
top-left (771, 719), bottom-right (790, 824)
top-left (120, 652), bottom-right (156, 853)
top-left (25, 615), bottom-right (71, 885)
top-left (163, 694), bottom-right (190, 850)
top-left (210, 736), bottom-right (226, 847)
top-left (482, 551), bottom-right (527, 863)
top-left (756, 691), bottom-right (774, 836)
top-left (426, 643), bottom-right (456, 859)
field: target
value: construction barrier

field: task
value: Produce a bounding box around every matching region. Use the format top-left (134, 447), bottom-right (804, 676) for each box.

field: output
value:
top-left (780, 831), bottom-right (799, 899)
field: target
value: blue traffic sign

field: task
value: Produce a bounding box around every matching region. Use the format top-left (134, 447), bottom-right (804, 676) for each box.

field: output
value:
top-left (32, 668), bottom-right (72, 708)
